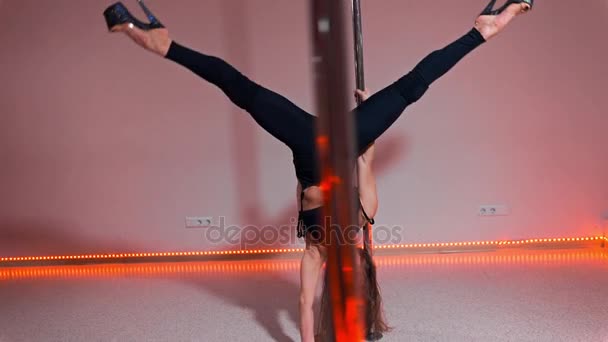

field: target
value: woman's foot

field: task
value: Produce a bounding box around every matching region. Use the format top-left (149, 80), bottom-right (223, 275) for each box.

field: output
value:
top-left (103, 1), bottom-right (172, 56)
top-left (474, 2), bottom-right (531, 41)
top-left (111, 24), bottom-right (172, 57)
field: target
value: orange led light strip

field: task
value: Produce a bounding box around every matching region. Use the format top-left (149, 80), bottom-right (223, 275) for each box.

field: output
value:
top-left (1, 250), bottom-right (605, 281)
top-left (372, 236), bottom-right (607, 250)
top-left (0, 236), bottom-right (605, 264)
top-left (0, 248), bottom-right (305, 263)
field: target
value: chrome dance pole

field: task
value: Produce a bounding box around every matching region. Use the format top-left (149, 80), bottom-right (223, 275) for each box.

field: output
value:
top-left (309, 0), bottom-right (366, 340)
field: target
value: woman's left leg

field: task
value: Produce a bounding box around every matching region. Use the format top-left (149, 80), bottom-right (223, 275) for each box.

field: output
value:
top-left (353, 4), bottom-right (530, 153)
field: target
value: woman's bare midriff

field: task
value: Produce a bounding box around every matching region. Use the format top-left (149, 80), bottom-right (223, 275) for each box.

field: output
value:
top-left (299, 184), bottom-right (366, 227)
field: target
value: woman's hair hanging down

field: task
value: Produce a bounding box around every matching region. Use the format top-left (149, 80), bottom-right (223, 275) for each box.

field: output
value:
top-left (316, 226), bottom-right (392, 341)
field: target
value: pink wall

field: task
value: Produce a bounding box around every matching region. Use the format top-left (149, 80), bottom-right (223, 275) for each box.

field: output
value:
top-left (1, 0), bottom-right (607, 257)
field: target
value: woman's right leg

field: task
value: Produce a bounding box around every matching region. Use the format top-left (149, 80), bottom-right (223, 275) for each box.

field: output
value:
top-left (165, 41), bottom-right (316, 154)
top-left (113, 24), bottom-right (316, 155)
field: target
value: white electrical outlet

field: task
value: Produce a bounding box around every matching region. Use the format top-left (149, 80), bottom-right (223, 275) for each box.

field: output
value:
top-left (478, 205), bottom-right (510, 216)
top-left (185, 216), bottom-right (212, 228)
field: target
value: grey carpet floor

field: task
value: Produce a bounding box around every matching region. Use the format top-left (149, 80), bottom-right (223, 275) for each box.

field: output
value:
top-left (1, 248), bottom-right (606, 342)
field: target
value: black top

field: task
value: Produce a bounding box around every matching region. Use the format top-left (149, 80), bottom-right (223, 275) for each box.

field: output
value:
top-left (293, 153), bottom-right (320, 190)
top-left (296, 189), bottom-right (375, 239)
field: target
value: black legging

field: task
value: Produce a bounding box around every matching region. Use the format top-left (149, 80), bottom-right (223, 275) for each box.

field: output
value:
top-left (165, 28), bottom-right (485, 189)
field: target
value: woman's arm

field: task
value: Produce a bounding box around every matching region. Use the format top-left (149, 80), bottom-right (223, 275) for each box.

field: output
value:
top-left (358, 144), bottom-right (378, 220)
top-left (355, 89), bottom-right (378, 220)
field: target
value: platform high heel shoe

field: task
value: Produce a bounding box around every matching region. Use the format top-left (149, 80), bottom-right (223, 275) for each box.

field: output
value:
top-left (103, 0), bottom-right (164, 31)
top-left (481, 0), bottom-right (534, 15)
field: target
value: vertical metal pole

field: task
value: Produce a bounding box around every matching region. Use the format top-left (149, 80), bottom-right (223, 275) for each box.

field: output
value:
top-left (352, 1), bottom-right (375, 337)
top-left (352, 0), bottom-right (374, 258)
top-left (352, 0), bottom-right (365, 102)
top-left (310, 0), bottom-right (365, 341)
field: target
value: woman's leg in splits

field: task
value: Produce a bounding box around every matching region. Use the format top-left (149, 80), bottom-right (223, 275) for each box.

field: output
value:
top-left (164, 42), bottom-right (317, 155)
top-left (112, 25), bottom-right (316, 156)
top-left (353, 3), bottom-right (530, 152)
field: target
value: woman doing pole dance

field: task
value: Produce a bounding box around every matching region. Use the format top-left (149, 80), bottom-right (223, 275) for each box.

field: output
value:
top-left (103, 0), bottom-right (533, 340)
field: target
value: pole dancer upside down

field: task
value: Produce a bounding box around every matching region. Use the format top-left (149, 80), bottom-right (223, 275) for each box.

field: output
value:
top-left (103, 0), bottom-right (533, 340)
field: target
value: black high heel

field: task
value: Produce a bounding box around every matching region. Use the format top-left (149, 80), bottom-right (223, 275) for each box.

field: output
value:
top-left (481, 0), bottom-right (534, 16)
top-left (103, 0), bottom-right (164, 31)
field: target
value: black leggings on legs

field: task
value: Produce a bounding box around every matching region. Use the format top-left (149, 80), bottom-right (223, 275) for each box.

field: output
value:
top-left (165, 28), bottom-right (486, 188)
